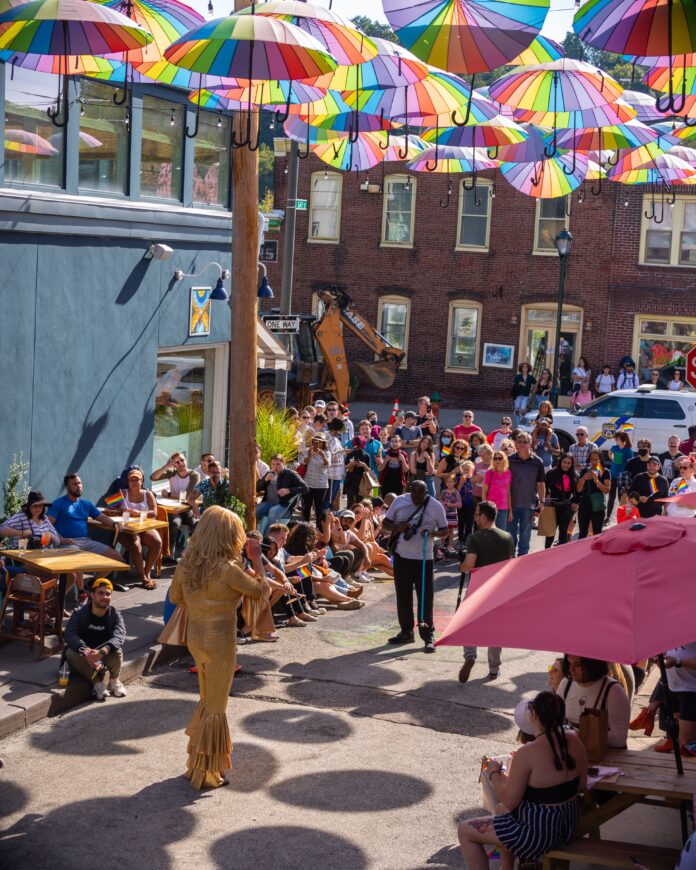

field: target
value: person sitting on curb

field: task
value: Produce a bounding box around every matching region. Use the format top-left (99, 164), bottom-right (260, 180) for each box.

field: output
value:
top-left (63, 578), bottom-right (127, 702)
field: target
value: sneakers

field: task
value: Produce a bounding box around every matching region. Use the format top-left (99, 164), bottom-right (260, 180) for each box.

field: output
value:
top-left (337, 598), bottom-right (365, 610)
top-left (358, 572), bottom-right (373, 584)
top-left (423, 640), bottom-right (436, 653)
top-left (458, 658), bottom-right (476, 683)
top-left (346, 584), bottom-right (363, 599)
top-left (388, 631), bottom-right (415, 644)
top-left (93, 681), bottom-right (109, 702)
top-left (108, 679), bottom-right (127, 698)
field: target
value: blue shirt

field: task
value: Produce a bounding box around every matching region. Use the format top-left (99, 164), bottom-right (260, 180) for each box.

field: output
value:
top-left (364, 438), bottom-right (382, 474)
top-left (48, 495), bottom-right (101, 538)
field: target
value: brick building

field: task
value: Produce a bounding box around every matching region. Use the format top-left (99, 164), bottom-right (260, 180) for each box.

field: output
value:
top-left (264, 139), bottom-right (696, 410)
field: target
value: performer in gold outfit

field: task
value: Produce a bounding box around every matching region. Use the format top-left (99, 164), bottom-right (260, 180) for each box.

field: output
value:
top-left (170, 506), bottom-right (267, 789)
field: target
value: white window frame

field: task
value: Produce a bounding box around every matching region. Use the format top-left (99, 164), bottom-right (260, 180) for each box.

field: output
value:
top-left (308, 170), bottom-right (342, 243)
top-left (455, 179), bottom-right (492, 252)
top-left (639, 195), bottom-right (696, 267)
top-left (445, 301), bottom-right (483, 373)
top-left (376, 295), bottom-right (410, 368)
top-left (533, 197), bottom-right (570, 256)
top-left (631, 313), bottom-right (696, 371)
top-left (381, 174), bottom-right (416, 248)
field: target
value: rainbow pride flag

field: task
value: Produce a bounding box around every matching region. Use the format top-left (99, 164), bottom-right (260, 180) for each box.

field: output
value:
top-left (295, 565), bottom-right (313, 578)
top-left (675, 479), bottom-right (689, 493)
top-left (619, 422), bottom-right (634, 432)
top-left (441, 445), bottom-right (452, 456)
top-left (104, 492), bottom-right (125, 509)
top-left (649, 478), bottom-right (658, 494)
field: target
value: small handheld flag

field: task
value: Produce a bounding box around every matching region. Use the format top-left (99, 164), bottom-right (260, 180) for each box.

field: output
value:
top-left (295, 565), bottom-right (313, 578)
top-left (649, 478), bottom-right (658, 494)
top-left (441, 444), bottom-right (452, 456)
top-left (104, 492), bottom-right (125, 509)
top-left (675, 479), bottom-right (688, 493)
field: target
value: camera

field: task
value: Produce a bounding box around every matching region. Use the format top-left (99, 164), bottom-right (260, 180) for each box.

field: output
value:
top-left (402, 526), bottom-right (417, 541)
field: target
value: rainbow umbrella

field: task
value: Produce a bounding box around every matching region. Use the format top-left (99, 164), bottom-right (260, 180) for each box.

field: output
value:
top-left (421, 113), bottom-right (527, 151)
top-left (512, 97), bottom-right (637, 127)
top-left (508, 33), bottom-right (563, 66)
top-left (585, 158), bottom-right (607, 181)
top-left (310, 131), bottom-right (426, 171)
top-left (284, 115), bottom-right (345, 143)
top-left (296, 109), bottom-right (395, 134)
top-left (622, 88), bottom-right (672, 122)
top-left (406, 144), bottom-right (498, 173)
top-left (237, 0), bottom-right (377, 67)
top-left (4, 128), bottom-right (59, 155)
top-left (49, 130), bottom-right (103, 148)
top-left (496, 125), bottom-right (548, 162)
top-left (555, 119), bottom-right (660, 152)
top-left (501, 151), bottom-right (589, 198)
top-left (608, 152), bottom-right (696, 184)
top-left (643, 63), bottom-right (696, 107)
top-left (311, 36), bottom-right (429, 92)
top-left (188, 80), bottom-right (326, 111)
top-left (382, 0), bottom-right (549, 75)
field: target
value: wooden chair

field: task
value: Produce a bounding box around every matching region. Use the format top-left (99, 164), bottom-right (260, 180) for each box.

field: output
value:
top-left (0, 573), bottom-right (63, 658)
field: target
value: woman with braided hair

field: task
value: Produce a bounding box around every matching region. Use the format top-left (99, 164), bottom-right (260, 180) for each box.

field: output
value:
top-left (458, 691), bottom-right (587, 869)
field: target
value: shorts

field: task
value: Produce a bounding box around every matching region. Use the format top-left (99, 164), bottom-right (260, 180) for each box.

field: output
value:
top-left (672, 691), bottom-right (696, 722)
top-left (64, 538), bottom-right (114, 556)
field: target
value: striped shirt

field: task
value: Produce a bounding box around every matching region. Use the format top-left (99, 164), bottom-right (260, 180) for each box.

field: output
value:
top-left (569, 440), bottom-right (598, 468)
top-left (0, 512), bottom-right (60, 548)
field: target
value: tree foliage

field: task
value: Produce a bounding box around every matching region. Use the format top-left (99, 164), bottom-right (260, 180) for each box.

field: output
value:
top-left (351, 15), bottom-right (397, 43)
top-left (259, 142), bottom-right (274, 204)
top-left (562, 32), bottom-right (651, 94)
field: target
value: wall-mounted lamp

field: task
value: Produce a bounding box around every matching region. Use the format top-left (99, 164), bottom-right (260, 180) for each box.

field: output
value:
top-left (145, 243), bottom-right (174, 261)
top-left (584, 319), bottom-right (593, 332)
top-left (257, 262), bottom-right (274, 299)
top-left (174, 261), bottom-right (230, 301)
top-left (510, 313), bottom-right (519, 325)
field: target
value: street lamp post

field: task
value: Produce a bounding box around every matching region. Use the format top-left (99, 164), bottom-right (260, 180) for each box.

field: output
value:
top-left (550, 228), bottom-right (573, 407)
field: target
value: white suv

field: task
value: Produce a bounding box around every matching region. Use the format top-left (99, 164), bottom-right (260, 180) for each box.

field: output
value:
top-left (523, 386), bottom-right (696, 452)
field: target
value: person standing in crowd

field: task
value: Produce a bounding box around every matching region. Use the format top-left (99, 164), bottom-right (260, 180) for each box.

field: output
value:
top-left (382, 480), bottom-right (448, 653)
top-left (531, 418), bottom-right (560, 470)
top-left (457, 461), bottom-right (476, 551)
top-left (660, 435), bottom-right (686, 484)
top-left (511, 362), bottom-right (536, 423)
top-left (435, 438), bottom-right (469, 486)
top-left (458, 501), bottom-right (514, 683)
top-left (440, 474), bottom-right (462, 556)
top-left (337, 405), bottom-right (354, 441)
top-left (666, 458), bottom-right (696, 518)
top-left (661, 644), bottom-right (696, 754)
top-left (378, 434), bottom-right (409, 497)
top-left (669, 369), bottom-right (685, 391)
top-left (486, 417), bottom-right (513, 451)
top-left (535, 368), bottom-right (552, 407)
top-left (509, 433), bottom-right (546, 557)
top-left (617, 360), bottom-right (639, 389)
top-left (358, 418), bottom-right (383, 476)
top-left (453, 410), bottom-right (483, 442)
top-left (301, 432), bottom-right (330, 522)
top-left (576, 448), bottom-right (610, 538)
top-left (625, 438), bottom-right (659, 492)
top-left (571, 380), bottom-right (594, 412)
top-left (395, 411), bottom-right (423, 457)
top-left (607, 431), bottom-right (633, 522)
top-left (415, 396), bottom-right (438, 437)
top-left (482, 452), bottom-right (513, 532)
top-left (595, 364), bottom-right (616, 397)
top-left (571, 356), bottom-right (591, 394)
top-left (544, 454), bottom-right (578, 549)
top-left (632, 455), bottom-right (669, 518)
top-left (679, 424), bottom-right (696, 456)
top-left (326, 418), bottom-right (347, 509)
top-left (343, 436), bottom-right (372, 509)
top-left (569, 427), bottom-right (597, 469)
top-left (472, 443), bottom-right (493, 504)
top-left (366, 410), bottom-right (381, 439)
top-left (410, 435), bottom-right (436, 496)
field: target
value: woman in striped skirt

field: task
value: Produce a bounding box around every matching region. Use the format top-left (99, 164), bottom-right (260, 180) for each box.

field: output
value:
top-left (458, 692), bottom-right (587, 868)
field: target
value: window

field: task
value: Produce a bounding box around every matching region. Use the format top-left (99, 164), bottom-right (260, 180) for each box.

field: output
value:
top-left (640, 197), bottom-right (696, 266)
top-left (534, 197), bottom-right (569, 253)
top-left (3, 66), bottom-right (63, 188)
top-left (579, 396), bottom-right (640, 418)
top-left (382, 175), bottom-right (415, 246)
top-left (634, 314), bottom-right (696, 380)
top-left (456, 181), bottom-right (491, 250)
top-left (78, 79), bottom-right (128, 195)
top-left (140, 95), bottom-right (183, 200)
top-left (192, 113), bottom-right (230, 208)
top-left (639, 399), bottom-right (686, 420)
top-left (377, 296), bottom-right (410, 365)
top-left (308, 171), bottom-right (341, 241)
top-left (446, 303), bottom-right (481, 371)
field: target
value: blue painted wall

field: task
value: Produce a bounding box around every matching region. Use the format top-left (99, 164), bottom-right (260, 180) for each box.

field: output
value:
top-left (0, 229), bottom-right (231, 504)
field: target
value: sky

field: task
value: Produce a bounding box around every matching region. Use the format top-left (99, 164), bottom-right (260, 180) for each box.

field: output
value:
top-left (191, 0), bottom-right (576, 45)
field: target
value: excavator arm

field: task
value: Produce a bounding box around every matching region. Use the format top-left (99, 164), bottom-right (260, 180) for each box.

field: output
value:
top-left (313, 286), bottom-right (405, 403)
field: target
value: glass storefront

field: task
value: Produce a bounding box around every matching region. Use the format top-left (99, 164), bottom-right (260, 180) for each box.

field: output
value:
top-left (140, 94), bottom-right (183, 200)
top-left (153, 349), bottom-right (215, 468)
top-left (635, 316), bottom-right (696, 380)
top-left (79, 79), bottom-right (129, 195)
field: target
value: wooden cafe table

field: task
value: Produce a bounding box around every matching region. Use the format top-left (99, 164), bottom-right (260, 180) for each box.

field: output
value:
top-left (89, 516), bottom-right (170, 575)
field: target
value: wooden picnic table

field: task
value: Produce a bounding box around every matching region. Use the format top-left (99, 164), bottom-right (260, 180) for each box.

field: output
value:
top-left (578, 748), bottom-right (696, 842)
top-left (155, 497), bottom-right (195, 515)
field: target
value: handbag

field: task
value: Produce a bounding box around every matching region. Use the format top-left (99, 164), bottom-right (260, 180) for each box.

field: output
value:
top-left (158, 604), bottom-right (188, 646)
top-left (296, 463), bottom-right (307, 478)
top-left (358, 468), bottom-right (379, 498)
top-left (536, 504), bottom-right (557, 537)
top-left (589, 491), bottom-right (606, 512)
top-left (577, 677), bottom-right (616, 762)
top-left (386, 498), bottom-right (429, 557)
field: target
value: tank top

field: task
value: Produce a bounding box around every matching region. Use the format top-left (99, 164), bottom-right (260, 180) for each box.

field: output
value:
top-left (122, 489), bottom-right (150, 512)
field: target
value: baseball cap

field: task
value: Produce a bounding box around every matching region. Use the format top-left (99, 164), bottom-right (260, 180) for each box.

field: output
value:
top-left (314, 399), bottom-right (326, 409)
top-left (91, 578), bottom-right (113, 592)
top-left (514, 698), bottom-right (535, 736)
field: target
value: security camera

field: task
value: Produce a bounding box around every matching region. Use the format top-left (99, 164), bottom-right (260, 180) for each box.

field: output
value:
top-left (146, 243), bottom-right (174, 261)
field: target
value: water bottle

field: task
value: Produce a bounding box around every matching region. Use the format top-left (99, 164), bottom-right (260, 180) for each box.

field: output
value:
top-left (58, 663), bottom-right (69, 687)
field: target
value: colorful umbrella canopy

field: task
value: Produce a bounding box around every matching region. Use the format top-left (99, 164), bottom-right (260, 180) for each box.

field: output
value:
top-left (554, 119), bottom-right (660, 152)
top-left (163, 13), bottom-right (338, 80)
top-left (237, 0), bottom-right (377, 67)
top-left (4, 128), bottom-right (58, 155)
top-left (436, 518), bottom-right (696, 663)
top-left (512, 97), bottom-right (637, 127)
top-left (49, 130), bottom-right (102, 148)
top-left (622, 88), bottom-right (670, 122)
top-left (406, 144), bottom-right (498, 173)
top-left (609, 136), bottom-right (678, 172)
top-left (508, 33), bottom-right (563, 66)
top-left (311, 36), bottom-right (429, 92)
top-left (489, 59), bottom-right (623, 113)
top-left (644, 63), bottom-right (696, 95)
top-left (0, 0), bottom-right (153, 55)
top-left (310, 131), bottom-right (426, 171)
top-left (585, 158), bottom-right (607, 180)
top-left (105, 0), bottom-right (202, 64)
top-left (296, 109), bottom-right (395, 134)
top-left (608, 152), bottom-right (696, 184)
top-left (284, 114), bottom-right (345, 143)
top-left (501, 151), bottom-right (589, 197)
top-left (188, 80), bottom-right (326, 111)
top-left (495, 125), bottom-right (547, 162)
top-left (421, 114), bottom-right (527, 148)
top-left (382, 0), bottom-right (550, 75)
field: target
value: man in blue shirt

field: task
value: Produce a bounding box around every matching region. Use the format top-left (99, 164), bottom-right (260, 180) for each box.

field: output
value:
top-left (48, 473), bottom-right (122, 560)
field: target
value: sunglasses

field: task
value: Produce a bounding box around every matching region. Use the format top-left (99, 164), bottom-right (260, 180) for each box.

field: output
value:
top-left (576, 432), bottom-right (587, 436)
top-left (494, 457), bottom-right (505, 461)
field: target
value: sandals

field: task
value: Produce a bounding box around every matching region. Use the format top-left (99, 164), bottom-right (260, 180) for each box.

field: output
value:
top-left (143, 579), bottom-right (158, 590)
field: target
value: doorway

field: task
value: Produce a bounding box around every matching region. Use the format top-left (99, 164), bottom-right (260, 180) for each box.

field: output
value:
top-left (520, 305), bottom-right (583, 400)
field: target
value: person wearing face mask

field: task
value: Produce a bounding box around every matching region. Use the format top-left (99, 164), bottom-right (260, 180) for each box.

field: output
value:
top-left (625, 438), bottom-right (659, 492)
top-left (377, 435), bottom-right (409, 497)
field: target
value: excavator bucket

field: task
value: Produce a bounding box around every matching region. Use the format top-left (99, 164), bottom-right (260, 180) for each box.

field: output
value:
top-left (355, 358), bottom-right (401, 390)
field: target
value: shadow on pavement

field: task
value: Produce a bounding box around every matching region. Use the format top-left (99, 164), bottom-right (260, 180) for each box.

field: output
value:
top-left (0, 781), bottom-right (29, 820)
top-left (239, 708), bottom-right (353, 743)
top-left (227, 741), bottom-right (279, 794)
top-left (269, 769), bottom-right (432, 811)
top-left (210, 825), bottom-right (368, 870)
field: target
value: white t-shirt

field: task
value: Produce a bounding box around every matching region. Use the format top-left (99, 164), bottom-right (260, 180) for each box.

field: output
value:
top-left (666, 643), bottom-right (696, 692)
top-left (595, 373), bottom-right (615, 393)
top-left (385, 494), bottom-right (447, 560)
top-left (169, 473), bottom-right (190, 496)
top-left (667, 477), bottom-right (696, 518)
top-left (669, 380), bottom-right (684, 391)
top-left (558, 676), bottom-right (631, 748)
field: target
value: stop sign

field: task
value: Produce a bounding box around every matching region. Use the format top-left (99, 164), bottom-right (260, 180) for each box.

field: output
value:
top-left (686, 345), bottom-right (696, 389)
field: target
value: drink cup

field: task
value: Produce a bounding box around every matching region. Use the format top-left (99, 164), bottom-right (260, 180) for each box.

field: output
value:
top-left (122, 509), bottom-right (129, 523)
top-left (40, 531), bottom-right (51, 549)
top-left (58, 663), bottom-right (69, 687)
top-left (139, 510), bottom-right (147, 522)
top-left (17, 537), bottom-right (28, 551)
top-left (179, 491), bottom-right (187, 505)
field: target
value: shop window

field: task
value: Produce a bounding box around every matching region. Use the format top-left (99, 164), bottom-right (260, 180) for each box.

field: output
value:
top-left (641, 197), bottom-right (696, 266)
top-left (634, 315), bottom-right (696, 380)
top-left (153, 349), bottom-right (215, 469)
top-left (192, 113), bottom-right (230, 208)
top-left (140, 95), bottom-right (183, 201)
top-left (534, 197), bottom-right (569, 253)
top-left (446, 303), bottom-right (481, 371)
top-left (308, 171), bottom-right (342, 241)
top-left (78, 79), bottom-right (128, 195)
top-left (382, 175), bottom-right (416, 247)
top-left (3, 66), bottom-right (63, 188)
top-left (456, 180), bottom-right (491, 251)
top-left (377, 296), bottom-right (410, 365)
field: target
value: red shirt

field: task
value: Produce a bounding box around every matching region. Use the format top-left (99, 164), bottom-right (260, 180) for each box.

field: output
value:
top-left (617, 505), bottom-right (641, 524)
top-left (453, 424), bottom-right (483, 441)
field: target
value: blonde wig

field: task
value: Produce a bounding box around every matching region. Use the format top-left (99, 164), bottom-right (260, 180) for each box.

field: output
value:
top-left (176, 506), bottom-right (245, 592)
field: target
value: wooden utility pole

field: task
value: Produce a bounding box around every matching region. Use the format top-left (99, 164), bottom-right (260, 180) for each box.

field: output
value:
top-left (230, 0), bottom-right (259, 529)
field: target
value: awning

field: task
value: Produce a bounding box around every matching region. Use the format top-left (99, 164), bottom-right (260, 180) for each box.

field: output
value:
top-left (257, 318), bottom-right (292, 372)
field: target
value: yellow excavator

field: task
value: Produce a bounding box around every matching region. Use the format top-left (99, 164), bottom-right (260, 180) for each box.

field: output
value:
top-left (257, 286), bottom-right (405, 406)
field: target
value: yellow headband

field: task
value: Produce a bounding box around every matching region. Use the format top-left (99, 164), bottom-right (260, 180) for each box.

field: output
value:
top-left (92, 578), bottom-right (113, 592)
